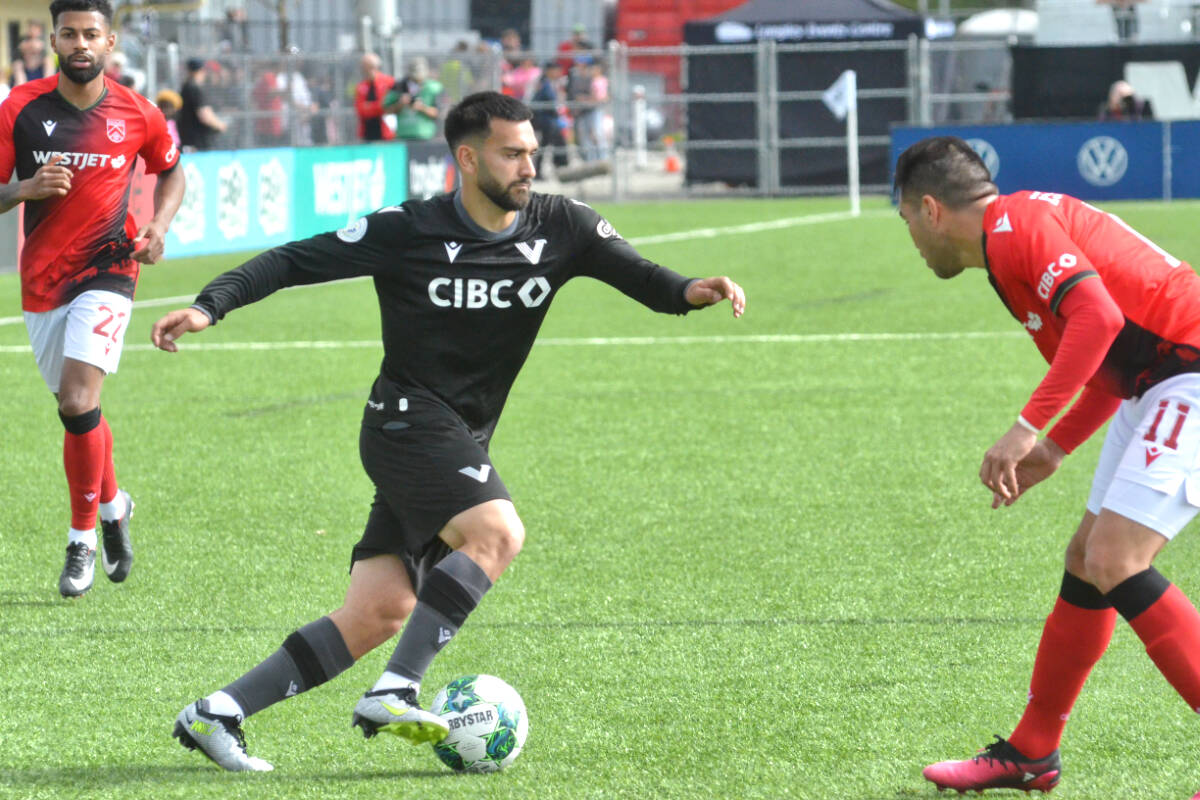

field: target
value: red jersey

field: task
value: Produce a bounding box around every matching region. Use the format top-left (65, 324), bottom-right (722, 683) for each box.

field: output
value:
top-left (355, 73), bottom-right (396, 141)
top-left (983, 191), bottom-right (1200, 449)
top-left (0, 74), bottom-right (180, 311)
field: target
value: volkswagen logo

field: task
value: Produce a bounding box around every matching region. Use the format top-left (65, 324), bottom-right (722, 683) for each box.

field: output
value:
top-left (1077, 136), bottom-right (1128, 187)
top-left (966, 138), bottom-right (1000, 179)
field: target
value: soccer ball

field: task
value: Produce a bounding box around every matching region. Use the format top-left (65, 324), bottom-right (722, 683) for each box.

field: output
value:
top-left (430, 674), bottom-right (529, 772)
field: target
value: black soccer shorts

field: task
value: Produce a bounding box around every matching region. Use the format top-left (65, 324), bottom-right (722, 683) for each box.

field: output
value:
top-left (351, 407), bottom-right (511, 589)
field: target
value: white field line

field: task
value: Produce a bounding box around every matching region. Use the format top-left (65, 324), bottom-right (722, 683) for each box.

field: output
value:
top-left (0, 330), bottom-right (1025, 355)
top-left (0, 208), bottom-right (889, 328)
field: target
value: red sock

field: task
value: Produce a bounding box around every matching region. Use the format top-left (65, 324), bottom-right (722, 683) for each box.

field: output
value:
top-left (1124, 582), bottom-right (1200, 712)
top-left (1008, 593), bottom-right (1116, 759)
top-left (63, 424), bottom-right (106, 531)
top-left (99, 415), bottom-right (118, 505)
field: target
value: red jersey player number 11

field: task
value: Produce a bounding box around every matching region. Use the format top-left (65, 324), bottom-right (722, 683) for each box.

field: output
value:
top-left (896, 135), bottom-right (1200, 797)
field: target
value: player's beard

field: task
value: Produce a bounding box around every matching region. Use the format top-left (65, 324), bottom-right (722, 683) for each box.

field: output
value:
top-left (477, 164), bottom-right (531, 212)
top-left (59, 53), bottom-right (105, 85)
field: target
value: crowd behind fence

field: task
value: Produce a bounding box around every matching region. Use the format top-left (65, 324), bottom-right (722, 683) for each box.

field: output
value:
top-left (44, 34), bottom-right (1016, 198)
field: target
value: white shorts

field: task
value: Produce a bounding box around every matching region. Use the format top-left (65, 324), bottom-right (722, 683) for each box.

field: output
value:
top-left (24, 290), bottom-right (132, 393)
top-left (1086, 372), bottom-right (1200, 539)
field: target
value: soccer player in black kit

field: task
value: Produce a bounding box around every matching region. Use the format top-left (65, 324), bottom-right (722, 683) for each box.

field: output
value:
top-left (152, 91), bottom-right (745, 771)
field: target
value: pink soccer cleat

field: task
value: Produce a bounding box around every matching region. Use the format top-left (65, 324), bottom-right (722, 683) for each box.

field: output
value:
top-left (923, 736), bottom-right (1061, 794)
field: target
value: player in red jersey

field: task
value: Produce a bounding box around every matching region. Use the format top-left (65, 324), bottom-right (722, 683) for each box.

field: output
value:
top-left (896, 137), bottom-right (1200, 795)
top-left (0, 0), bottom-right (184, 598)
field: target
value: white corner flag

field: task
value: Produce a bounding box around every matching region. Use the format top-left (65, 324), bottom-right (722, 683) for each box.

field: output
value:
top-left (823, 70), bottom-right (860, 217)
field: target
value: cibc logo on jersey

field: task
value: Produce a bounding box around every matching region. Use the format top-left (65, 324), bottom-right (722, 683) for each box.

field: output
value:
top-left (1037, 253), bottom-right (1078, 300)
top-left (428, 276), bottom-right (551, 309)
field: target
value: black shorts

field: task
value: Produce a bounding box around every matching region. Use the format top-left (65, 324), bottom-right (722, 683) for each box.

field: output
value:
top-left (351, 406), bottom-right (510, 589)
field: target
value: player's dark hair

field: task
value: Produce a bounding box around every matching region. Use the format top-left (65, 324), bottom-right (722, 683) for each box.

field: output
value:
top-left (50, 0), bottom-right (114, 27)
top-left (893, 136), bottom-right (998, 209)
top-left (444, 91), bottom-right (533, 151)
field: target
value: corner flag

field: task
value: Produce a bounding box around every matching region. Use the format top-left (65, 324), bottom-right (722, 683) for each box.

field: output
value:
top-left (823, 70), bottom-right (860, 216)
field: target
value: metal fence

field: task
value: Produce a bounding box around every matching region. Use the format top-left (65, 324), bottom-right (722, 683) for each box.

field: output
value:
top-left (131, 36), bottom-right (1011, 200)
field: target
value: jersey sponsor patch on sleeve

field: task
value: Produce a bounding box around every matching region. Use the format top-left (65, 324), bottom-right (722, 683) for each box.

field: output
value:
top-left (596, 218), bottom-right (620, 239)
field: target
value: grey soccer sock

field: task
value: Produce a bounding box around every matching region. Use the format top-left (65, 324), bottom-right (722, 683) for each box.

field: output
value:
top-left (386, 550), bottom-right (493, 683)
top-left (222, 615), bottom-right (355, 718)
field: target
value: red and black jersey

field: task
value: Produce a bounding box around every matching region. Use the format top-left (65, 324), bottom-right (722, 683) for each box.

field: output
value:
top-left (983, 191), bottom-right (1200, 448)
top-left (0, 74), bottom-right (180, 312)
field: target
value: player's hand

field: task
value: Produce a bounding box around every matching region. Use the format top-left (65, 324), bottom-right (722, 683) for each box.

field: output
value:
top-left (686, 276), bottom-right (746, 318)
top-left (22, 154), bottom-right (72, 200)
top-left (991, 438), bottom-right (1065, 508)
top-left (132, 220), bottom-right (168, 264)
top-left (151, 307), bottom-right (211, 352)
top-left (980, 422), bottom-right (1039, 504)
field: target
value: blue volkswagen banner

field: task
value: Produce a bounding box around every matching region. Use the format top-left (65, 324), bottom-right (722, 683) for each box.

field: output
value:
top-left (891, 122), bottom-right (1183, 201)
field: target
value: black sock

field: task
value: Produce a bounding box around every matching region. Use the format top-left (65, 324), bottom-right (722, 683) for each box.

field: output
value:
top-left (386, 551), bottom-right (492, 683)
top-left (223, 615), bottom-right (354, 717)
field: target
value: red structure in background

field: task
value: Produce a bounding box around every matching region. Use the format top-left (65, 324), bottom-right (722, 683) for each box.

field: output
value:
top-left (615, 0), bottom-right (747, 94)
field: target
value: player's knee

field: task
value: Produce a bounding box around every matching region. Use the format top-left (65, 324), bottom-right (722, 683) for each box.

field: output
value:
top-left (1082, 547), bottom-right (1145, 594)
top-left (366, 605), bottom-right (413, 648)
top-left (491, 517), bottom-right (525, 563)
top-left (349, 594), bottom-right (416, 646)
top-left (469, 515), bottom-right (524, 568)
top-left (58, 404), bottom-right (101, 433)
top-left (1064, 539), bottom-right (1089, 578)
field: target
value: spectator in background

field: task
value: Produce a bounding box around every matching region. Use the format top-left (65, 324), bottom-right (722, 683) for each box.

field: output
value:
top-left (11, 33), bottom-right (56, 86)
top-left (556, 23), bottom-right (593, 72)
top-left (356, 52), bottom-right (396, 142)
top-left (531, 61), bottom-right (567, 171)
top-left (565, 55), bottom-right (594, 157)
top-left (219, 8), bottom-right (249, 53)
top-left (278, 63), bottom-right (316, 146)
top-left (502, 55), bottom-right (540, 101)
top-left (307, 69), bottom-right (336, 145)
top-left (156, 88), bottom-right (183, 146)
top-left (579, 59), bottom-right (609, 161)
top-left (178, 58), bottom-right (227, 151)
top-left (1099, 79), bottom-right (1154, 121)
top-left (104, 51), bottom-right (136, 90)
top-left (252, 62), bottom-right (287, 146)
top-left (440, 42), bottom-right (475, 105)
top-left (500, 29), bottom-right (522, 68)
top-left (388, 56), bottom-right (441, 142)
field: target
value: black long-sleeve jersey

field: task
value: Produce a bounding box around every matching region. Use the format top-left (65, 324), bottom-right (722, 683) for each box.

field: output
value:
top-left (193, 191), bottom-right (696, 440)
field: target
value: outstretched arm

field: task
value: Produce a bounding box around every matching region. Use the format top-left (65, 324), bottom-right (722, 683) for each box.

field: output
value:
top-left (151, 306), bottom-right (211, 352)
top-left (150, 210), bottom-right (401, 351)
top-left (685, 276), bottom-right (745, 318)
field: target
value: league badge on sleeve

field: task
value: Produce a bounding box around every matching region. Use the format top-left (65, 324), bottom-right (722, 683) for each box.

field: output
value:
top-left (337, 217), bottom-right (369, 243)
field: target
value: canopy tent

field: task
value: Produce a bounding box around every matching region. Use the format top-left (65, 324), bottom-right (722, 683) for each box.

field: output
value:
top-left (683, 0), bottom-right (924, 189)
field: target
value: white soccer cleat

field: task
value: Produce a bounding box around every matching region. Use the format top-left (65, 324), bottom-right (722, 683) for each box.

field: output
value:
top-left (58, 542), bottom-right (95, 597)
top-left (173, 700), bottom-right (274, 772)
top-left (351, 686), bottom-right (449, 744)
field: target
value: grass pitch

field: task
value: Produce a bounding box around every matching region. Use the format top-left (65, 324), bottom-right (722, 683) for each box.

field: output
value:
top-left (3, 195), bottom-right (1200, 799)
